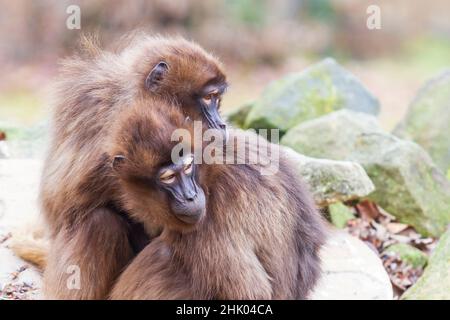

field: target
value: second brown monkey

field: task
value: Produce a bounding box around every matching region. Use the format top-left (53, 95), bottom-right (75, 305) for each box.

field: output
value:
top-left (108, 98), bottom-right (327, 300)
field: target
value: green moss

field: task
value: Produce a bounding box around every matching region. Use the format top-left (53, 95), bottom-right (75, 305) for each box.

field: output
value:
top-left (226, 103), bottom-right (254, 128)
top-left (300, 72), bottom-right (344, 119)
top-left (384, 243), bottom-right (428, 269)
top-left (402, 229), bottom-right (450, 299)
top-left (328, 202), bottom-right (354, 228)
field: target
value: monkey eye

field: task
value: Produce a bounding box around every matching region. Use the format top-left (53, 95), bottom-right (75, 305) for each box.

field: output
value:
top-left (183, 155), bottom-right (194, 174)
top-left (202, 90), bottom-right (220, 105)
top-left (159, 170), bottom-right (176, 184)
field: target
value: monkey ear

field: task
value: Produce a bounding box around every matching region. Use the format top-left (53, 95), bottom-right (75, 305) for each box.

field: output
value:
top-left (145, 61), bottom-right (169, 91)
top-left (112, 155), bottom-right (127, 171)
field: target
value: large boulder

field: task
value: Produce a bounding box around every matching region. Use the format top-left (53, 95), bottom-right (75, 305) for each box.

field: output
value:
top-left (311, 230), bottom-right (393, 300)
top-left (402, 228), bottom-right (450, 300)
top-left (282, 146), bottom-right (375, 207)
top-left (244, 58), bottom-right (379, 135)
top-left (281, 110), bottom-right (450, 237)
top-left (394, 71), bottom-right (450, 174)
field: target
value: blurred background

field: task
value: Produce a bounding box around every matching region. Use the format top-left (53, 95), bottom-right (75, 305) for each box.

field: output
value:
top-left (0, 0), bottom-right (449, 130)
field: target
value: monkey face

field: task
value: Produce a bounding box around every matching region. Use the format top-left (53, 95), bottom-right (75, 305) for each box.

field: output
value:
top-left (145, 60), bottom-right (228, 139)
top-left (141, 39), bottom-right (229, 140)
top-left (109, 97), bottom-right (207, 230)
top-left (112, 152), bottom-right (206, 230)
top-left (196, 82), bottom-right (228, 136)
top-left (156, 154), bottom-right (206, 225)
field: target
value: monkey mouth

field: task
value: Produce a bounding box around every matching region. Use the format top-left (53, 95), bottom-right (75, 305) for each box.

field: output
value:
top-left (175, 214), bottom-right (203, 225)
top-left (174, 209), bottom-right (205, 225)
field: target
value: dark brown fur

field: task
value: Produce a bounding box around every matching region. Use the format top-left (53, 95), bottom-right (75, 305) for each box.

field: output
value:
top-left (109, 101), bottom-right (327, 300)
top-left (40, 34), bottom-right (226, 299)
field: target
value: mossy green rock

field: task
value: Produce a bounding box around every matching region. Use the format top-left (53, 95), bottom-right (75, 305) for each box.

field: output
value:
top-left (328, 202), bottom-right (355, 228)
top-left (281, 110), bottom-right (450, 237)
top-left (394, 71), bottom-right (450, 174)
top-left (282, 146), bottom-right (375, 207)
top-left (244, 58), bottom-right (379, 135)
top-left (384, 243), bottom-right (428, 268)
top-left (225, 103), bottom-right (254, 128)
top-left (402, 228), bottom-right (450, 299)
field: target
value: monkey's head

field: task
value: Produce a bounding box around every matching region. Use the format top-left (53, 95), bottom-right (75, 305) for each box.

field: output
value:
top-left (127, 36), bottom-right (228, 140)
top-left (109, 100), bottom-right (206, 232)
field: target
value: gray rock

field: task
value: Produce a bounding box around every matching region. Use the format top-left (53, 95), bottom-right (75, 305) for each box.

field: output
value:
top-left (282, 146), bottom-right (375, 206)
top-left (311, 230), bottom-right (393, 300)
top-left (402, 228), bottom-right (450, 300)
top-left (244, 58), bottom-right (379, 135)
top-left (281, 110), bottom-right (450, 237)
top-left (394, 70), bottom-right (450, 174)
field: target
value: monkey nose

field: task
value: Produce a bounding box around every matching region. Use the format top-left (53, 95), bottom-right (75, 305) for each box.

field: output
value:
top-left (185, 191), bottom-right (197, 201)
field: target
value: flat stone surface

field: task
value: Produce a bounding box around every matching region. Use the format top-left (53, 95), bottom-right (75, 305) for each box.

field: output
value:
top-left (0, 159), bottom-right (42, 228)
top-left (311, 230), bottom-right (393, 300)
top-left (0, 159), bottom-right (42, 299)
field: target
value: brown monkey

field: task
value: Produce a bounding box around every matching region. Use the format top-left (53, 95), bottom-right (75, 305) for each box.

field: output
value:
top-left (108, 99), bottom-right (326, 300)
top-left (40, 33), bottom-right (228, 299)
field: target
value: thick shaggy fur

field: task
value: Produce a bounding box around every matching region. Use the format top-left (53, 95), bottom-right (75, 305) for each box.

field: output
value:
top-left (39, 34), bottom-right (226, 299)
top-left (109, 103), bottom-right (327, 299)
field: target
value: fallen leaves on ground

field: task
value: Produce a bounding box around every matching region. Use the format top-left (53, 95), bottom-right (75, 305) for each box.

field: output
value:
top-left (344, 201), bottom-right (436, 298)
top-left (0, 281), bottom-right (36, 300)
top-left (0, 264), bottom-right (38, 300)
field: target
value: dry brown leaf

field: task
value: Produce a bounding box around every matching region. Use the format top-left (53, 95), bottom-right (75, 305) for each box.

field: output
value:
top-left (386, 222), bottom-right (409, 234)
top-left (355, 200), bottom-right (380, 220)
